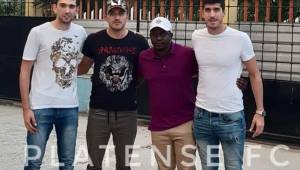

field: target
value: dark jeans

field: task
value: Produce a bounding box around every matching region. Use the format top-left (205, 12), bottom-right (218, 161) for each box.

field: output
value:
top-left (86, 108), bottom-right (137, 170)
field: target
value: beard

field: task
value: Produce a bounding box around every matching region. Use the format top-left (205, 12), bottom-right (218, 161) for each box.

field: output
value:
top-left (109, 22), bottom-right (126, 32)
top-left (58, 15), bottom-right (74, 24)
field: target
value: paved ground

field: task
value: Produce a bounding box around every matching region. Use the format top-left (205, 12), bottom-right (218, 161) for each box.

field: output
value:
top-left (1, 104), bottom-right (300, 170)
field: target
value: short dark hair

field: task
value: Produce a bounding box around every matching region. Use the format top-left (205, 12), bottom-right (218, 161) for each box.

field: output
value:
top-left (51, 0), bottom-right (79, 5)
top-left (203, 0), bottom-right (225, 11)
top-left (51, 0), bottom-right (59, 4)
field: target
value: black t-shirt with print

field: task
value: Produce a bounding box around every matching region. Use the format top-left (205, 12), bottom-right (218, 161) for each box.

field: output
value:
top-left (82, 30), bottom-right (149, 111)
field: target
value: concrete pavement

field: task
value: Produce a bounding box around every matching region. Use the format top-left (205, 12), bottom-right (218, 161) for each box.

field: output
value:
top-left (1, 104), bottom-right (300, 170)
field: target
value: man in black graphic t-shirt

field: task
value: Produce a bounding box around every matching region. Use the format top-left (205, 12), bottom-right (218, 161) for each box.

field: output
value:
top-left (78, 0), bottom-right (149, 169)
top-left (81, 32), bottom-right (147, 110)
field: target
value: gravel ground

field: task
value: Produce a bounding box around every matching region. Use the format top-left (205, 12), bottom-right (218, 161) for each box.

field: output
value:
top-left (1, 104), bottom-right (299, 170)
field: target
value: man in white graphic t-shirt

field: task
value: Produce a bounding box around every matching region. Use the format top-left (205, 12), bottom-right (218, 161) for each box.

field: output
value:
top-left (192, 0), bottom-right (265, 170)
top-left (19, 0), bottom-right (86, 169)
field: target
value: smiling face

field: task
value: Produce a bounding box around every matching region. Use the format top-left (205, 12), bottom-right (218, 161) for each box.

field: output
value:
top-left (52, 0), bottom-right (77, 24)
top-left (150, 27), bottom-right (172, 52)
top-left (203, 3), bottom-right (225, 33)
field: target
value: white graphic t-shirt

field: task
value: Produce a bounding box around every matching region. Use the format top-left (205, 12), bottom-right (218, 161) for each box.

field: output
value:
top-left (22, 22), bottom-right (87, 109)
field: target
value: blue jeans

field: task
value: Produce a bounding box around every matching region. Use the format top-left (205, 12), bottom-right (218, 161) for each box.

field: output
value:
top-left (193, 107), bottom-right (246, 170)
top-left (24, 107), bottom-right (78, 170)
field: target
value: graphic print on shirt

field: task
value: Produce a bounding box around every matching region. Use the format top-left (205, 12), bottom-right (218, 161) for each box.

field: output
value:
top-left (99, 55), bottom-right (133, 92)
top-left (50, 36), bottom-right (80, 88)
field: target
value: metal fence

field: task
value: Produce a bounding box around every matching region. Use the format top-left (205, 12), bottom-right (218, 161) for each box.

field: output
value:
top-left (2, 0), bottom-right (300, 22)
top-left (73, 0), bottom-right (300, 83)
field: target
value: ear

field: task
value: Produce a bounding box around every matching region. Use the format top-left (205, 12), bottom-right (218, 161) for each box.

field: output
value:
top-left (122, 11), bottom-right (129, 21)
top-left (104, 15), bottom-right (108, 21)
top-left (52, 3), bottom-right (57, 15)
top-left (221, 8), bottom-right (225, 16)
top-left (76, 6), bottom-right (79, 15)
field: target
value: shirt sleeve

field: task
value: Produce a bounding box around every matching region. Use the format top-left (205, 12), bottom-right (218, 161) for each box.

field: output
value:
top-left (80, 28), bottom-right (88, 51)
top-left (135, 35), bottom-right (149, 78)
top-left (141, 38), bottom-right (150, 51)
top-left (137, 52), bottom-right (145, 78)
top-left (191, 50), bottom-right (198, 75)
top-left (240, 33), bottom-right (255, 61)
top-left (82, 34), bottom-right (94, 59)
top-left (22, 28), bottom-right (40, 61)
top-left (137, 34), bottom-right (150, 53)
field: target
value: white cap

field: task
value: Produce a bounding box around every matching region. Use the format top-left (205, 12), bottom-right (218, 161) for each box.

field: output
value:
top-left (149, 17), bottom-right (172, 33)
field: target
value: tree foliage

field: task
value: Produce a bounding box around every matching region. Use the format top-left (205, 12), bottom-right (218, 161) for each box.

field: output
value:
top-left (237, 0), bottom-right (300, 22)
top-left (0, 0), bottom-right (24, 16)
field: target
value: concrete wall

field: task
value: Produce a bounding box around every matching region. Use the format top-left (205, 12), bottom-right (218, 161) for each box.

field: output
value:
top-left (77, 76), bottom-right (91, 112)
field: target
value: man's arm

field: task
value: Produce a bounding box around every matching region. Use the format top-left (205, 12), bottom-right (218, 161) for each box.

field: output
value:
top-left (19, 60), bottom-right (37, 134)
top-left (78, 56), bottom-right (94, 75)
top-left (243, 58), bottom-right (265, 138)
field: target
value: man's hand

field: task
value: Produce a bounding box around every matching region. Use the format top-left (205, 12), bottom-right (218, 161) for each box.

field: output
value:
top-left (23, 109), bottom-right (37, 134)
top-left (236, 77), bottom-right (248, 91)
top-left (249, 114), bottom-right (264, 138)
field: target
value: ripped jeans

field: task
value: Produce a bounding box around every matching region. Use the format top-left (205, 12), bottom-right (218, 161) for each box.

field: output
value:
top-left (193, 107), bottom-right (246, 170)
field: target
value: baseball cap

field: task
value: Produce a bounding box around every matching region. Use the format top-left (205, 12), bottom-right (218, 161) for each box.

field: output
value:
top-left (149, 17), bottom-right (172, 33)
top-left (107, 0), bottom-right (127, 14)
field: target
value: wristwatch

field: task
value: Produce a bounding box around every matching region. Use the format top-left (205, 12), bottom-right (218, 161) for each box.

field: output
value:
top-left (256, 110), bottom-right (266, 117)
